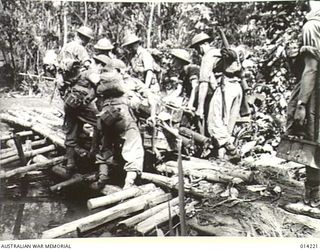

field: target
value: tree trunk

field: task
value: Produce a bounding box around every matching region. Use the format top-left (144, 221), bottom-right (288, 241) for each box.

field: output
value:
top-left (7, 33), bottom-right (17, 89)
top-left (63, 2), bottom-right (68, 46)
top-left (87, 183), bottom-right (156, 210)
top-left (147, 2), bottom-right (155, 49)
top-left (141, 172), bottom-right (210, 198)
top-left (158, 3), bottom-right (161, 43)
top-left (84, 1), bottom-right (88, 25)
top-left (157, 164), bottom-right (244, 184)
top-left (166, 158), bottom-right (254, 183)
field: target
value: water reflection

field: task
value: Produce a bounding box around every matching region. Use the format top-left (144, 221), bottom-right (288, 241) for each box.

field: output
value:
top-left (0, 178), bottom-right (94, 240)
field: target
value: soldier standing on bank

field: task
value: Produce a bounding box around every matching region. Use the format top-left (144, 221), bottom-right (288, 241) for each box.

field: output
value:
top-left (190, 32), bottom-right (245, 161)
top-left (281, 1), bottom-right (320, 207)
top-left (121, 33), bottom-right (160, 94)
top-left (169, 49), bottom-right (200, 110)
top-left (56, 26), bottom-right (98, 176)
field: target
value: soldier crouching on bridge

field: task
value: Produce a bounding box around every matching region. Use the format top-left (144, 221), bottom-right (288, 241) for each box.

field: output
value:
top-left (90, 55), bottom-right (144, 190)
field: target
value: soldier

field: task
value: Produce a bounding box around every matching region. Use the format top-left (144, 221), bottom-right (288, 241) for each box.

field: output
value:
top-left (190, 32), bottom-right (245, 161)
top-left (91, 55), bottom-right (144, 189)
top-left (284, 1), bottom-right (320, 207)
top-left (56, 26), bottom-right (97, 175)
top-left (121, 33), bottom-right (160, 94)
top-left (58, 26), bottom-right (93, 72)
top-left (169, 49), bottom-right (200, 110)
top-left (111, 58), bottom-right (158, 117)
top-left (94, 38), bottom-right (116, 59)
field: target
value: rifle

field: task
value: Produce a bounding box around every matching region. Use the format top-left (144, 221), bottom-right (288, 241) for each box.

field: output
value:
top-left (218, 28), bottom-right (229, 124)
top-left (218, 27), bottom-right (251, 117)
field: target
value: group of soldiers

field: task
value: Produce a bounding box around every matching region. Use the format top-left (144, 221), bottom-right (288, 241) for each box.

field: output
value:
top-left (47, 25), bottom-right (249, 190)
top-left (45, 0), bottom-right (320, 208)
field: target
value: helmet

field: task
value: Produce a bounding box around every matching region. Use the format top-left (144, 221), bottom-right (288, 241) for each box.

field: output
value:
top-left (190, 33), bottom-right (211, 48)
top-left (94, 38), bottom-right (114, 50)
top-left (170, 49), bottom-right (191, 64)
top-left (93, 54), bottom-right (112, 66)
top-left (122, 34), bottom-right (141, 47)
top-left (112, 59), bottom-right (127, 71)
top-left (77, 26), bottom-right (94, 40)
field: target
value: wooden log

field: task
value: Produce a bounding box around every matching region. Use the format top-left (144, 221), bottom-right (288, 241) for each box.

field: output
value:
top-left (50, 173), bottom-right (97, 192)
top-left (78, 189), bottom-right (167, 234)
top-left (187, 216), bottom-right (245, 236)
top-left (87, 183), bottom-right (156, 210)
top-left (22, 108), bottom-right (63, 127)
top-left (157, 164), bottom-right (244, 184)
top-left (119, 196), bottom-right (177, 228)
top-left (0, 144), bottom-right (56, 165)
top-left (31, 108), bottom-right (64, 125)
top-left (0, 156), bottom-right (65, 179)
top-left (166, 159), bottom-right (254, 183)
top-left (135, 204), bottom-right (180, 235)
top-left (41, 188), bottom-right (165, 238)
top-left (0, 139), bottom-right (46, 160)
top-left (282, 202), bottom-right (320, 219)
top-left (0, 130), bottom-right (33, 141)
top-left (141, 172), bottom-right (208, 198)
top-left (0, 146), bottom-right (16, 154)
top-left (0, 113), bottom-right (65, 148)
top-left (32, 154), bottom-right (49, 163)
top-left (134, 200), bottom-right (198, 235)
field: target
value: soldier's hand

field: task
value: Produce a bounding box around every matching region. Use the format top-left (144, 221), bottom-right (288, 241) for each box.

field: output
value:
top-left (221, 48), bottom-right (237, 60)
top-left (294, 104), bottom-right (306, 126)
top-left (83, 95), bottom-right (93, 105)
top-left (195, 108), bottom-right (204, 119)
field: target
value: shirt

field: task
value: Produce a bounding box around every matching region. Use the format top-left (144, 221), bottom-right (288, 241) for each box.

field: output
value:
top-left (181, 64), bottom-right (200, 96)
top-left (199, 48), bottom-right (222, 83)
top-left (58, 40), bottom-right (90, 71)
top-left (130, 46), bottom-right (155, 81)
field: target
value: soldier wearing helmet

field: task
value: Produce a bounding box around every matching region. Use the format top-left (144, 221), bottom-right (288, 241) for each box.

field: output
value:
top-left (90, 55), bottom-right (145, 190)
top-left (190, 33), bottom-right (218, 134)
top-left (122, 33), bottom-right (160, 94)
top-left (168, 49), bottom-right (200, 110)
top-left (55, 26), bottom-right (97, 175)
top-left (190, 32), bottom-right (246, 162)
top-left (58, 26), bottom-right (94, 72)
top-left (94, 38), bottom-right (116, 59)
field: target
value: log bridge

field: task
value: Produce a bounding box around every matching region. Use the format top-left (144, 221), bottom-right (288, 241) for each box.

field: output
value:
top-left (1, 107), bottom-right (320, 238)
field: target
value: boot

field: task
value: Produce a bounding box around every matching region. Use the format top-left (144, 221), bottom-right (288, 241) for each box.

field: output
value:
top-left (303, 182), bottom-right (312, 205)
top-left (64, 146), bottom-right (76, 177)
top-left (66, 146), bottom-right (76, 168)
top-left (123, 171), bottom-right (137, 189)
top-left (90, 164), bottom-right (109, 191)
top-left (74, 145), bottom-right (89, 158)
top-left (224, 142), bottom-right (241, 164)
top-left (310, 186), bottom-right (320, 208)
